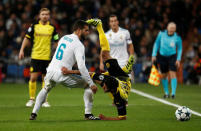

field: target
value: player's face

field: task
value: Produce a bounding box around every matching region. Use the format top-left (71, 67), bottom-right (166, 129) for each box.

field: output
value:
top-left (39, 11), bottom-right (50, 23)
top-left (81, 25), bottom-right (89, 38)
top-left (167, 24), bottom-right (176, 35)
top-left (109, 16), bottom-right (119, 30)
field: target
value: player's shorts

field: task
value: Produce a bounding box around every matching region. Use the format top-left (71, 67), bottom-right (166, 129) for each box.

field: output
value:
top-left (104, 59), bottom-right (128, 77)
top-left (44, 70), bottom-right (88, 91)
top-left (157, 53), bottom-right (177, 73)
top-left (30, 59), bottom-right (50, 74)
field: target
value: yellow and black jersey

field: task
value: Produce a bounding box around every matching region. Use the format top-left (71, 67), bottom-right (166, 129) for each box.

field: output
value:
top-left (91, 59), bottom-right (131, 117)
top-left (25, 20), bottom-right (59, 60)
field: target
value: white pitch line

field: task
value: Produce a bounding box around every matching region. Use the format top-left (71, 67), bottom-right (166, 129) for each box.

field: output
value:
top-left (131, 89), bottom-right (201, 117)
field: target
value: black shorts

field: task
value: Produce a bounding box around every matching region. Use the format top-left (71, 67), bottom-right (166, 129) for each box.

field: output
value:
top-left (104, 59), bottom-right (128, 77)
top-left (30, 59), bottom-right (50, 74)
top-left (157, 54), bottom-right (177, 73)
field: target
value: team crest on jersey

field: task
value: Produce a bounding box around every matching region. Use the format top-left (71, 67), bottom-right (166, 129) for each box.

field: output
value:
top-left (109, 33), bottom-right (112, 38)
top-left (120, 35), bottom-right (123, 40)
top-left (106, 63), bottom-right (110, 68)
top-left (170, 42), bottom-right (175, 47)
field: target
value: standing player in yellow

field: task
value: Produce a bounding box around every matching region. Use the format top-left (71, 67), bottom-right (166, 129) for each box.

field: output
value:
top-left (19, 8), bottom-right (59, 107)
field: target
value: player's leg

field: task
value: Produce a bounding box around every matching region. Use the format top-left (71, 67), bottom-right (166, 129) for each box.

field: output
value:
top-left (169, 54), bottom-right (177, 99)
top-left (30, 75), bottom-right (55, 120)
top-left (26, 72), bottom-right (38, 107)
top-left (158, 54), bottom-right (170, 98)
top-left (62, 74), bottom-right (100, 120)
top-left (41, 60), bottom-right (51, 107)
top-left (26, 59), bottom-right (40, 107)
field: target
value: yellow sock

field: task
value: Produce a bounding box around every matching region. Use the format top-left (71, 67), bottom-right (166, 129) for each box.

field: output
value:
top-left (97, 24), bottom-right (110, 51)
top-left (29, 81), bottom-right (36, 100)
top-left (42, 81), bottom-right (45, 88)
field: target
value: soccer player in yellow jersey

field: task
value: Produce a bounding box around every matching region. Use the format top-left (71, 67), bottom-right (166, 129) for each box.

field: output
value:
top-left (19, 8), bottom-right (59, 107)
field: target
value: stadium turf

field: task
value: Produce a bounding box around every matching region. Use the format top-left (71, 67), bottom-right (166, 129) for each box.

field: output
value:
top-left (0, 83), bottom-right (201, 131)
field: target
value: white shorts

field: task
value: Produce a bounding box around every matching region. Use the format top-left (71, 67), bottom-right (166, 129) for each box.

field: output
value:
top-left (44, 70), bottom-right (87, 91)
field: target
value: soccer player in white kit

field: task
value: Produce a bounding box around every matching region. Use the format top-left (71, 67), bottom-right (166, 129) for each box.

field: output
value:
top-left (29, 20), bottom-right (99, 120)
top-left (99, 15), bottom-right (134, 70)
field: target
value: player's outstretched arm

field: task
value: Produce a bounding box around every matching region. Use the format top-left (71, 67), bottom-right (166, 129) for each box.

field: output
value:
top-left (99, 114), bottom-right (126, 120)
top-left (61, 67), bottom-right (81, 75)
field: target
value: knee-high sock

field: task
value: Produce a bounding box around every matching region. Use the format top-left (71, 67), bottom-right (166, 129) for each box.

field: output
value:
top-left (32, 88), bottom-right (48, 114)
top-left (162, 78), bottom-right (169, 95)
top-left (97, 24), bottom-right (110, 51)
top-left (42, 81), bottom-right (48, 101)
top-left (171, 78), bottom-right (177, 95)
top-left (29, 81), bottom-right (36, 100)
top-left (84, 88), bottom-right (93, 114)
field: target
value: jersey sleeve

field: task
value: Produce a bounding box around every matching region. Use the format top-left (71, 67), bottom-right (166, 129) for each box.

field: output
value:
top-left (52, 26), bottom-right (59, 42)
top-left (74, 45), bottom-right (94, 87)
top-left (152, 31), bottom-right (162, 57)
top-left (126, 30), bottom-right (132, 45)
top-left (176, 36), bottom-right (182, 61)
top-left (25, 24), bottom-right (34, 40)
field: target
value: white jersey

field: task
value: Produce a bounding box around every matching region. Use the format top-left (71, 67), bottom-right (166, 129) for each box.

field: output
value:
top-left (47, 34), bottom-right (94, 87)
top-left (106, 27), bottom-right (132, 67)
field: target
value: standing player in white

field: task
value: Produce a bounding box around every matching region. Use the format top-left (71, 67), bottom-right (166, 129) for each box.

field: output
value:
top-left (99, 15), bottom-right (134, 71)
top-left (29, 20), bottom-right (99, 120)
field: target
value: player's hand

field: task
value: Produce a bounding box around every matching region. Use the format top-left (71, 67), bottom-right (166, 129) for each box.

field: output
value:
top-left (152, 56), bottom-right (156, 63)
top-left (99, 114), bottom-right (106, 120)
top-left (90, 85), bottom-right (98, 94)
top-left (61, 67), bottom-right (70, 75)
top-left (18, 50), bottom-right (24, 60)
top-left (175, 60), bottom-right (180, 68)
top-left (99, 63), bottom-right (104, 71)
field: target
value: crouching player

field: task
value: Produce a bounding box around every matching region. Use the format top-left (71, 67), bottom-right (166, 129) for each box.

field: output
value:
top-left (62, 19), bottom-right (135, 120)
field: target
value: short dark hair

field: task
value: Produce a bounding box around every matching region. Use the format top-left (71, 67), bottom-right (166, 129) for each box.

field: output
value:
top-left (109, 14), bottom-right (118, 20)
top-left (73, 20), bottom-right (89, 31)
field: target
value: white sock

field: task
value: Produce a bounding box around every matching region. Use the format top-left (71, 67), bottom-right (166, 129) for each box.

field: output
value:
top-left (83, 88), bottom-right (93, 114)
top-left (32, 88), bottom-right (48, 114)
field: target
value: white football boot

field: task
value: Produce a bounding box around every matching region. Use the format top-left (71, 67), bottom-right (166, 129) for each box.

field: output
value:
top-left (42, 101), bottom-right (51, 107)
top-left (26, 99), bottom-right (35, 107)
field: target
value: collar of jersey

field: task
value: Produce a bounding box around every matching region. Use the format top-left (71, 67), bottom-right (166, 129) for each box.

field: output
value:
top-left (39, 20), bottom-right (50, 25)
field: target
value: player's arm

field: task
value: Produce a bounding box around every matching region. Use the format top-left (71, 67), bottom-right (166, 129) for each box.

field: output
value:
top-left (176, 37), bottom-right (182, 68)
top-left (99, 114), bottom-right (126, 120)
top-left (99, 51), bottom-right (105, 71)
top-left (99, 102), bottom-right (127, 120)
top-left (74, 46), bottom-right (97, 93)
top-left (61, 67), bottom-right (81, 75)
top-left (19, 24), bottom-right (34, 60)
top-left (52, 26), bottom-right (59, 49)
top-left (126, 30), bottom-right (134, 55)
top-left (128, 44), bottom-right (134, 55)
top-left (19, 37), bottom-right (31, 59)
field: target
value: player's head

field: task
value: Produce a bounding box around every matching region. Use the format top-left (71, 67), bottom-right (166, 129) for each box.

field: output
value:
top-left (167, 22), bottom-right (176, 35)
top-left (39, 8), bottom-right (50, 23)
top-left (109, 14), bottom-right (119, 31)
top-left (73, 20), bottom-right (89, 39)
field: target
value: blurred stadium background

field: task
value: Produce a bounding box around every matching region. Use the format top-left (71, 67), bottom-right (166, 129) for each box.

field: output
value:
top-left (0, 0), bottom-right (201, 84)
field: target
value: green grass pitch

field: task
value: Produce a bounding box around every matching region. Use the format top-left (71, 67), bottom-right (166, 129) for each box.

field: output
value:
top-left (0, 83), bottom-right (201, 131)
